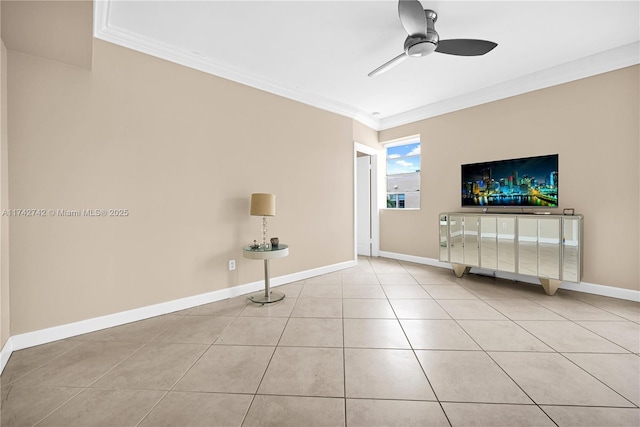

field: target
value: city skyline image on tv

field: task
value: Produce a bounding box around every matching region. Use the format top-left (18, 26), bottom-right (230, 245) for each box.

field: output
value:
top-left (461, 154), bottom-right (558, 207)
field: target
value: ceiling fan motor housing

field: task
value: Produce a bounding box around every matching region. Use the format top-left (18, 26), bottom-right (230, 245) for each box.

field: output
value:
top-left (404, 33), bottom-right (438, 57)
top-left (404, 9), bottom-right (439, 57)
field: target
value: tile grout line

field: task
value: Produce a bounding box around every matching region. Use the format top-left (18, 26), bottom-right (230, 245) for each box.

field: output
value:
top-left (84, 315), bottom-right (210, 426)
top-left (0, 340), bottom-right (84, 387)
top-left (382, 265), bottom-right (451, 424)
top-left (431, 274), bottom-right (563, 425)
top-left (22, 385), bottom-right (86, 427)
top-left (133, 390), bottom-right (170, 427)
top-left (111, 299), bottom-right (246, 426)
top-left (400, 261), bottom-right (458, 427)
top-left (6, 257), bottom-right (640, 425)
top-left (342, 268), bottom-right (349, 427)
top-left (406, 262), bottom-right (563, 425)
top-left (238, 285), bottom-right (299, 426)
top-left (556, 352), bottom-right (640, 409)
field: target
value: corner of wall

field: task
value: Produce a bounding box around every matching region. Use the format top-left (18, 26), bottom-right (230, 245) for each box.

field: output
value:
top-left (1, 0), bottom-right (93, 70)
top-left (352, 119), bottom-right (380, 150)
top-left (0, 36), bottom-right (10, 351)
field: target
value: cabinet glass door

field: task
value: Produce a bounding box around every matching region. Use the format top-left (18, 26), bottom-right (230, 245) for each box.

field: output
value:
top-left (518, 217), bottom-right (538, 276)
top-left (562, 217), bottom-right (581, 282)
top-left (497, 217), bottom-right (516, 273)
top-left (480, 217), bottom-right (497, 270)
top-left (463, 216), bottom-right (480, 267)
top-left (439, 214), bottom-right (449, 262)
top-left (449, 215), bottom-right (463, 264)
top-left (538, 218), bottom-right (561, 279)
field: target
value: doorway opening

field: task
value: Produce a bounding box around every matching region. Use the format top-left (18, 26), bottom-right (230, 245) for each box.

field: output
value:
top-left (354, 142), bottom-right (381, 260)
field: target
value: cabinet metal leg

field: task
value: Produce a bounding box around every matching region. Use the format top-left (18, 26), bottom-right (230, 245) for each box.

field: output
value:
top-left (452, 263), bottom-right (470, 278)
top-left (540, 278), bottom-right (561, 296)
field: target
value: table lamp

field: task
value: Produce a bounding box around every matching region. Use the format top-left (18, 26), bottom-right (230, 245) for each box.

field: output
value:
top-left (250, 193), bottom-right (275, 249)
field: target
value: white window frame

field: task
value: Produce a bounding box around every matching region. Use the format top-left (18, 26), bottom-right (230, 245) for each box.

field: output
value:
top-left (383, 135), bottom-right (421, 210)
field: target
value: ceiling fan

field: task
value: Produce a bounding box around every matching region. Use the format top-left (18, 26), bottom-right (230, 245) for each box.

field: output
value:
top-left (369, 0), bottom-right (498, 77)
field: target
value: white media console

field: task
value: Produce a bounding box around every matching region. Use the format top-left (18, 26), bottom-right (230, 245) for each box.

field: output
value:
top-left (439, 212), bottom-right (583, 295)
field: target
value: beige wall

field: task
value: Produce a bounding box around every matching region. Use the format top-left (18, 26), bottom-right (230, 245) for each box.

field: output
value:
top-left (8, 40), bottom-right (354, 334)
top-left (380, 65), bottom-right (640, 291)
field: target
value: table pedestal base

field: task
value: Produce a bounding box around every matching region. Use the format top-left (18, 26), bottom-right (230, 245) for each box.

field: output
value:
top-left (248, 258), bottom-right (286, 305)
top-left (249, 291), bottom-right (286, 305)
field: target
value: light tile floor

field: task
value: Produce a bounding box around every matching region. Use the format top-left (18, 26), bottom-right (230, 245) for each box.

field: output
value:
top-left (1, 257), bottom-right (639, 426)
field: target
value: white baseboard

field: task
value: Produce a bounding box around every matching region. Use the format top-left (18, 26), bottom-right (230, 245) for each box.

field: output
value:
top-left (378, 251), bottom-right (640, 303)
top-left (0, 336), bottom-right (13, 373)
top-left (0, 259), bottom-right (355, 374)
top-left (378, 251), bottom-right (452, 270)
top-left (557, 281), bottom-right (640, 302)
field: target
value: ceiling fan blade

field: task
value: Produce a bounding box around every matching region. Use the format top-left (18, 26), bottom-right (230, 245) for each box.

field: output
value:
top-left (436, 39), bottom-right (498, 56)
top-left (368, 53), bottom-right (408, 77)
top-left (398, 0), bottom-right (427, 36)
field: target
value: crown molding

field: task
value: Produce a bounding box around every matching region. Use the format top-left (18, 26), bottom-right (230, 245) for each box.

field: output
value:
top-left (94, 2), bottom-right (637, 133)
top-left (377, 42), bottom-right (640, 130)
top-left (93, 3), bottom-right (380, 130)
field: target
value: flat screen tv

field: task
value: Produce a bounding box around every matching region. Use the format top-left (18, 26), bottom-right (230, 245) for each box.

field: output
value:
top-left (461, 154), bottom-right (558, 207)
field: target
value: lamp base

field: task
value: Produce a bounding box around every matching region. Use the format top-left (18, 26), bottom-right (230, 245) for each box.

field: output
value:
top-left (262, 215), bottom-right (268, 249)
top-left (248, 291), bottom-right (285, 305)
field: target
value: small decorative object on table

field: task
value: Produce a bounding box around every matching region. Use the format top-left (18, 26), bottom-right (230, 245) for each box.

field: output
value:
top-left (250, 240), bottom-right (260, 250)
top-left (270, 237), bottom-right (279, 248)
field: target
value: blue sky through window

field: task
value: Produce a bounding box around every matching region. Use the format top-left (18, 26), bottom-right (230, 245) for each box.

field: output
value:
top-left (386, 142), bottom-right (420, 175)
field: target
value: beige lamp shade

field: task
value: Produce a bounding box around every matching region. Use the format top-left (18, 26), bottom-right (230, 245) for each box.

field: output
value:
top-left (250, 193), bottom-right (276, 216)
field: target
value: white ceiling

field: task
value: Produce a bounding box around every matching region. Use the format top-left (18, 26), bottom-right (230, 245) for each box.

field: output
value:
top-left (95, 1), bottom-right (640, 130)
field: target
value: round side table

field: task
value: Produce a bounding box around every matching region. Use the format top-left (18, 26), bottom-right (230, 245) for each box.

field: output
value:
top-left (242, 244), bottom-right (289, 304)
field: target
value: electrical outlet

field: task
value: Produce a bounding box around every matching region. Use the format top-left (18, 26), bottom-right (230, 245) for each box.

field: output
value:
top-left (228, 260), bottom-right (236, 271)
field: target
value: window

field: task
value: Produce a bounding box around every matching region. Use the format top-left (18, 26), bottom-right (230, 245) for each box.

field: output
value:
top-left (385, 138), bottom-right (420, 209)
